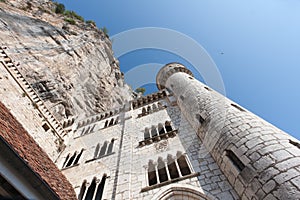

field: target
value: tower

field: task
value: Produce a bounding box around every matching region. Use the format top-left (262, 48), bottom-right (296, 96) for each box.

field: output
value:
top-left (156, 63), bottom-right (300, 199)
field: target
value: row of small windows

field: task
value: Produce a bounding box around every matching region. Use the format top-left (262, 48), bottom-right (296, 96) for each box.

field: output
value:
top-left (147, 152), bottom-right (192, 186)
top-left (103, 117), bottom-right (119, 128)
top-left (138, 102), bottom-right (166, 117)
top-left (77, 107), bottom-right (123, 128)
top-left (62, 149), bottom-right (84, 168)
top-left (144, 121), bottom-right (173, 140)
top-left (86, 139), bottom-right (115, 163)
top-left (132, 91), bottom-right (167, 109)
top-left (62, 139), bottom-right (115, 168)
top-left (78, 175), bottom-right (107, 200)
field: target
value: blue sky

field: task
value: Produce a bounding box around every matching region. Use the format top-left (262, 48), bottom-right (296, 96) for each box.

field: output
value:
top-left (58, 0), bottom-right (300, 139)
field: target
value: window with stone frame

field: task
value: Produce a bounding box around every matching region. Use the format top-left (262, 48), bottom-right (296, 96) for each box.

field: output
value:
top-left (78, 174), bottom-right (107, 200)
top-left (86, 139), bottom-right (115, 163)
top-left (137, 102), bottom-right (166, 118)
top-left (139, 121), bottom-right (177, 147)
top-left (145, 152), bottom-right (195, 190)
top-left (62, 149), bottom-right (84, 169)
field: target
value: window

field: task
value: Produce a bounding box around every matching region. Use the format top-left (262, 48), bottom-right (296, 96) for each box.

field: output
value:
top-left (225, 150), bottom-right (245, 171)
top-left (231, 104), bottom-right (246, 112)
top-left (146, 152), bottom-right (192, 187)
top-left (139, 122), bottom-right (176, 147)
top-left (167, 155), bottom-right (179, 179)
top-left (148, 160), bottom-right (157, 186)
top-left (289, 140), bottom-right (300, 149)
top-left (88, 139), bottom-right (115, 162)
top-left (78, 175), bottom-right (107, 200)
top-left (42, 123), bottom-right (50, 131)
top-left (196, 114), bottom-right (205, 124)
top-left (63, 149), bottom-right (84, 169)
top-left (165, 121), bottom-right (172, 132)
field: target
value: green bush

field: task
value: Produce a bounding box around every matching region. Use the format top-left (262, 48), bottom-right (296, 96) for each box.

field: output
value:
top-left (64, 18), bottom-right (76, 25)
top-left (86, 20), bottom-right (96, 26)
top-left (55, 3), bottom-right (65, 14)
top-left (64, 10), bottom-right (84, 22)
top-left (100, 27), bottom-right (109, 36)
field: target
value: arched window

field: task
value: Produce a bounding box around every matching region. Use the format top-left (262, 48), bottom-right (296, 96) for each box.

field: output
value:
top-left (95, 174), bottom-right (107, 200)
top-left (157, 157), bottom-right (168, 183)
top-left (147, 105), bottom-right (151, 113)
top-left (142, 107), bottom-right (146, 115)
top-left (152, 103), bottom-right (157, 110)
top-left (167, 155), bottom-right (179, 179)
top-left (73, 149), bottom-right (84, 165)
top-left (144, 128), bottom-right (150, 140)
top-left (151, 126), bottom-right (157, 137)
top-left (177, 154), bottom-right (191, 176)
top-left (107, 139), bottom-right (115, 154)
top-left (85, 177), bottom-right (97, 200)
top-left (165, 121), bottom-right (173, 132)
top-left (157, 102), bottom-right (162, 108)
top-left (62, 153), bottom-right (70, 168)
top-left (99, 141), bottom-right (108, 157)
top-left (104, 120), bottom-right (108, 128)
top-left (109, 118), bottom-right (114, 126)
top-left (80, 128), bottom-right (85, 136)
top-left (90, 124), bottom-right (96, 133)
top-left (148, 160), bottom-right (157, 186)
top-left (94, 144), bottom-right (100, 158)
top-left (78, 180), bottom-right (87, 200)
top-left (114, 117), bottom-right (119, 125)
top-left (65, 151), bottom-right (77, 168)
top-left (158, 123), bottom-right (165, 135)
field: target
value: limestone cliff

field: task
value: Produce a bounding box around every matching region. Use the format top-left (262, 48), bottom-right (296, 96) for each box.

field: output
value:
top-left (0, 0), bottom-right (132, 122)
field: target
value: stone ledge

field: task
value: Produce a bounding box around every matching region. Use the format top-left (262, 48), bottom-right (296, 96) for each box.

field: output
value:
top-left (141, 172), bottom-right (200, 192)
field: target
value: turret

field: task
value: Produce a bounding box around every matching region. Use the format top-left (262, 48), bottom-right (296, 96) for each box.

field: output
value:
top-left (157, 63), bottom-right (300, 199)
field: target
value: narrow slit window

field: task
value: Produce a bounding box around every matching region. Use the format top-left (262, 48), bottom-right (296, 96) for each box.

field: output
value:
top-left (109, 118), bottom-right (114, 126)
top-left (226, 150), bottom-right (245, 171)
top-left (158, 124), bottom-right (165, 135)
top-left (167, 155), bottom-right (179, 179)
top-left (78, 180), bottom-right (87, 200)
top-left (107, 139), bottom-right (115, 154)
top-left (85, 177), bottom-right (97, 200)
top-left (289, 140), bottom-right (300, 149)
top-left (177, 155), bottom-right (191, 176)
top-left (144, 128), bottom-right (150, 140)
top-left (95, 174), bottom-right (107, 200)
top-left (99, 141), bottom-right (108, 157)
top-left (231, 104), bottom-right (246, 112)
top-left (62, 154), bottom-right (70, 168)
top-left (94, 144), bottom-right (100, 158)
top-left (151, 126), bottom-right (157, 137)
top-left (165, 121), bottom-right (173, 132)
top-left (104, 120), bottom-right (108, 128)
top-left (73, 149), bottom-right (84, 165)
top-left (148, 161), bottom-right (157, 186)
top-left (65, 152), bottom-right (77, 168)
top-left (196, 114), bottom-right (205, 124)
top-left (157, 158), bottom-right (168, 183)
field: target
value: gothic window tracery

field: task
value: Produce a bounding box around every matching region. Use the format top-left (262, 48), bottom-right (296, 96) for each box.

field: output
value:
top-left (63, 149), bottom-right (84, 169)
top-left (78, 175), bottom-right (107, 200)
top-left (146, 153), bottom-right (193, 188)
top-left (139, 121), bottom-right (177, 147)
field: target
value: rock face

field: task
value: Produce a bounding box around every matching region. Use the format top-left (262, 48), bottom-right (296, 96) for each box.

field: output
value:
top-left (0, 0), bottom-right (132, 122)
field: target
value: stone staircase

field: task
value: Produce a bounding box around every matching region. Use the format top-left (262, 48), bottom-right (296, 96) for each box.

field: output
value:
top-left (0, 46), bottom-right (66, 139)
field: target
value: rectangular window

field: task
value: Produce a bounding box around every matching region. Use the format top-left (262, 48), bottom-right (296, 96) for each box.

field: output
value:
top-left (226, 150), bottom-right (245, 171)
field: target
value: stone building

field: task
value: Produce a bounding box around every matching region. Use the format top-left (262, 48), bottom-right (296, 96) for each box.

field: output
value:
top-left (55, 63), bottom-right (300, 200)
top-left (1, 38), bottom-right (300, 199)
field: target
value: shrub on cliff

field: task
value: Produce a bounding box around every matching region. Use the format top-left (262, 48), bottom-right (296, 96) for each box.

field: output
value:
top-left (55, 3), bottom-right (65, 14)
